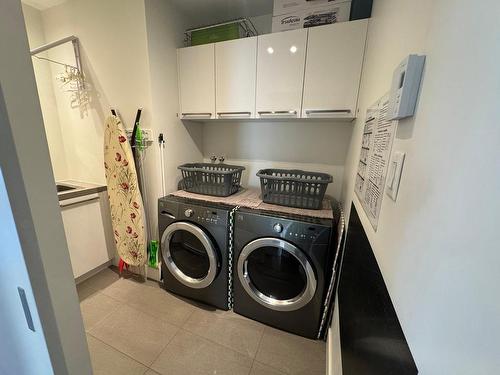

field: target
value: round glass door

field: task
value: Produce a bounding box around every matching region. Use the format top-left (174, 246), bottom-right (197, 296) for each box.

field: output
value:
top-left (161, 222), bottom-right (218, 289)
top-left (237, 238), bottom-right (317, 311)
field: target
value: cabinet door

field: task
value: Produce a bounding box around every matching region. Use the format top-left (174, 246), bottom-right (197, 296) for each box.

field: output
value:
top-left (60, 195), bottom-right (111, 279)
top-left (216, 37), bottom-right (257, 119)
top-left (256, 29), bottom-right (307, 119)
top-left (177, 44), bottom-right (215, 120)
top-left (302, 20), bottom-right (368, 119)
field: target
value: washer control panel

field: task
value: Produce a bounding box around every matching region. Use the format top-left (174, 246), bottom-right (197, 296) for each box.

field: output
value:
top-left (158, 199), bottom-right (228, 227)
top-left (194, 208), bottom-right (222, 225)
top-left (284, 225), bottom-right (320, 242)
top-left (273, 223), bottom-right (283, 233)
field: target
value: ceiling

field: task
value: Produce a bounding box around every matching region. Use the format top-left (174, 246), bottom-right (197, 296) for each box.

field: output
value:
top-left (22, 0), bottom-right (273, 21)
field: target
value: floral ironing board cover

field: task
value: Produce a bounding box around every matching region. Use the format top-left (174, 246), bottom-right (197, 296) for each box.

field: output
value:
top-left (104, 115), bottom-right (146, 266)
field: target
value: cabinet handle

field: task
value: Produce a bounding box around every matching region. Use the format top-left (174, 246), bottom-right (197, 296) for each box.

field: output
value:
top-left (217, 112), bottom-right (251, 118)
top-left (60, 196), bottom-right (100, 208)
top-left (257, 110), bottom-right (297, 118)
top-left (305, 109), bottom-right (352, 116)
top-left (181, 113), bottom-right (212, 119)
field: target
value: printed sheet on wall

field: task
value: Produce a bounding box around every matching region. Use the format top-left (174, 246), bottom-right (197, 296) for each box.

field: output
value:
top-left (355, 93), bottom-right (398, 230)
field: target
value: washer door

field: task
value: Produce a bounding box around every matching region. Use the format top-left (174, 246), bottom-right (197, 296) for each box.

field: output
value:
top-left (237, 238), bottom-right (317, 312)
top-left (161, 222), bottom-right (218, 289)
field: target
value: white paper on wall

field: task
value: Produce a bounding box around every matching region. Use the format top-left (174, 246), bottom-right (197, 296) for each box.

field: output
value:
top-left (355, 93), bottom-right (398, 230)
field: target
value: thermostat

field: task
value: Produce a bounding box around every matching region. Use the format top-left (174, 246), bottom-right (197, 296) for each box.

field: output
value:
top-left (388, 54), bottom-right (426, 120)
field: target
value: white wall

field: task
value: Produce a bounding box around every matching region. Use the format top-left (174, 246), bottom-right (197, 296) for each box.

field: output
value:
top-left (340, 0), bottom-right (500, 373)
top-left (21, 0), bottom-right (205, 254)
top-left (40, 0), bottom-right (153, 185)
top-left (203, 120), bottom-right (352, 199)
top-left (22, 4), bottom-right (68, 181)
top-left (26, 0), bottom-right (204, 246)
top-left (27, 0), bottom-right (342, 240)
top-left (144, 0), bottom-right (203, 237)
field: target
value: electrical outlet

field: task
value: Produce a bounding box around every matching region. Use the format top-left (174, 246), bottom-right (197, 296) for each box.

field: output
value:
top-left (386, 151), bottom-right (405, 201)
top-left (140, 128), bottom-right (153, 141)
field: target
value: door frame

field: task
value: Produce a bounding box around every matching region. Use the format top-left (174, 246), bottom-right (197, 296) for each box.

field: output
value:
top-left (0, 1), bottom-right (91, 374)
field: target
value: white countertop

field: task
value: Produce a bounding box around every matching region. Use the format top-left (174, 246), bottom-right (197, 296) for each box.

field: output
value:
top-left (56, 180), bottom-right (107, 201)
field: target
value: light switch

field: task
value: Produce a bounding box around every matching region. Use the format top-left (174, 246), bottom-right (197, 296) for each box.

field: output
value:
top-left (386, 151), bottom-right (405, 201)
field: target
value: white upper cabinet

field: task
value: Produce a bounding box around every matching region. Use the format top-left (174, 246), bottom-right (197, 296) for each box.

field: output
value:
top-left (177, 43), bottom-right (215, 119)
top-left (177, 22), bottom-right (367, 122)
top-left (255, 29), bottom-right (307, 119)
top-left (302, 20), bottom-right (368, 119)
top-left (216, 37), bottom-right (257, 119)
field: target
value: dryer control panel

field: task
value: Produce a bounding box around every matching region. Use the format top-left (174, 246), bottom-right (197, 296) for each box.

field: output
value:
top-left (235, 211), bottom-right (332, 245)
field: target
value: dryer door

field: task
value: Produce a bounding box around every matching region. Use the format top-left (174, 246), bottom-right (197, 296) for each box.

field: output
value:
top-left (237, 238), bottom-right (317, 311)
top-left (161, 222), bottom-right (218, 289)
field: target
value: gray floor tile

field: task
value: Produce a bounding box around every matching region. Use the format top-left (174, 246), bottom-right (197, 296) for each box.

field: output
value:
top-left (89, 304), bottom-right (179, 366)
top-left (80, 292), bottom-right (121, 331)
top-left (143, 278), bottom-right (161, 289)
top-left (126, 287), bottom-right (195, 327)
top-left (77, 281), bottom-right (99, 301)
top-left (100, 277), bottom-right (145, 303)
top-left (255, 327), bottom-right (326, 375)
top-left (151, 329), bottom-right (253, 375)
top-left (86, 334), bottom-right (148, 375)
top-left (77, 267), bottom-right (120, 301)
top-left (250, 362), bottom-right (287, 375)
top-left (80, 269), bottom-right (326, 375)
top-left (183, 309), bottom-right (265, 358)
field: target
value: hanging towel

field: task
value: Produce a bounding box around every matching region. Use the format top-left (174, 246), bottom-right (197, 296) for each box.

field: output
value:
top-left (104, 115), bottom-right (147, 266)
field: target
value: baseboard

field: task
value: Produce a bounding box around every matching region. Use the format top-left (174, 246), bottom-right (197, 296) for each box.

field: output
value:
top-left (327, 327), bottom-right (333, 375)
top-left (75, 259), bottom-right (114, 284)
top-left (146, 263), bottom-right (162, 281)
top-left (327, 295), bottom-right (343, 375)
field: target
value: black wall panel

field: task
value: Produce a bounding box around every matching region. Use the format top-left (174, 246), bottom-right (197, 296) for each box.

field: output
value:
top-left (338, 204), bottom-right (418, 374)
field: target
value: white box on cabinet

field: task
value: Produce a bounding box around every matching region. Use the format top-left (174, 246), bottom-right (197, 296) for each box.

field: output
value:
top-left (256, 29), bottom-right (307, 118)
top-left (216, 37), bottom-right (257, 119)
top-left (302, 19), bottom-right (368, 119)
top-left (177, 44), bottom-right (215, 120)
top-left (273, 0), bottom-right (349, 16)
top-left (272, 2), bottom-right (351, 33)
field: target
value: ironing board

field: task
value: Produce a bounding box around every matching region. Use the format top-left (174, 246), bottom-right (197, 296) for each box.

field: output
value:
top-left (104, 115), bottom-right (146, 267)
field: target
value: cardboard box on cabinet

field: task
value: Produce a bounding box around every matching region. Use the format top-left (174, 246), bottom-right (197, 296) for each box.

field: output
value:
top-left (273, 0), bottom-right (350, 16)
top-left (271, 1), bottom-right (351, 32)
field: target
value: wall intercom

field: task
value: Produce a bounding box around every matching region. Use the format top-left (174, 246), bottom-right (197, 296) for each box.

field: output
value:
top-left (388, 54), bottom-right (426, 120)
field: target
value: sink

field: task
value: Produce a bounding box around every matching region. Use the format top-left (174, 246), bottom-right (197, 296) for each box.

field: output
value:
top-left (56, 184), bottom-right (77, 193)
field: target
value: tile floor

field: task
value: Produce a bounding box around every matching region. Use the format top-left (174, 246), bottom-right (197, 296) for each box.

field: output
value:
top-left (78, 267), bottom-right (326, 375)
